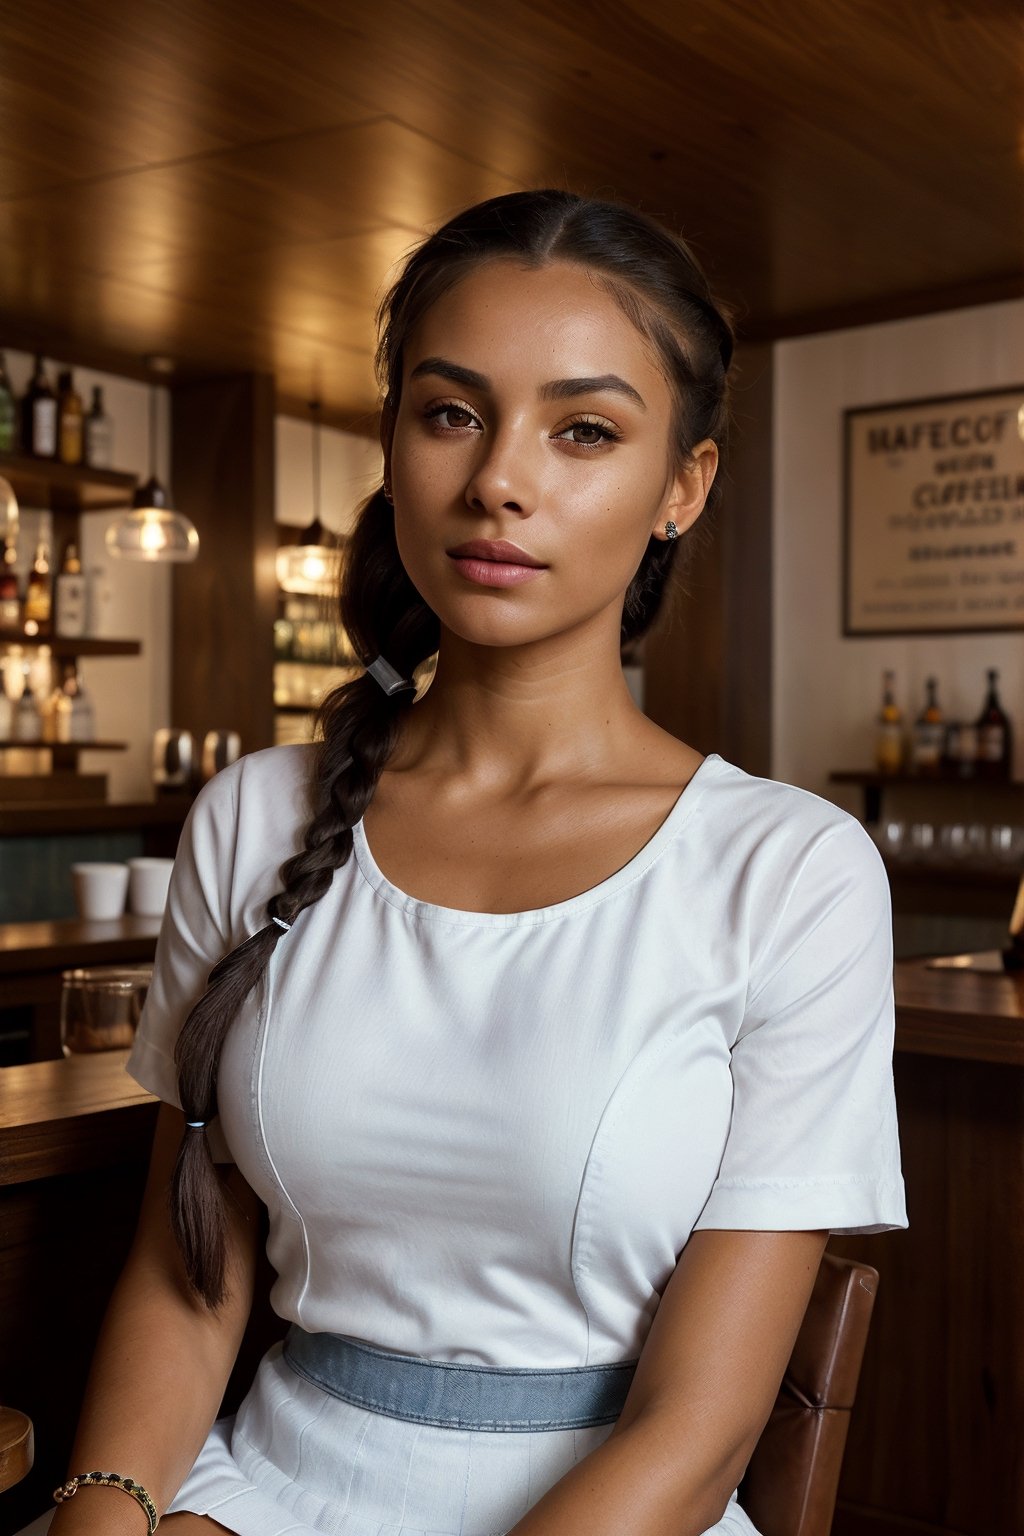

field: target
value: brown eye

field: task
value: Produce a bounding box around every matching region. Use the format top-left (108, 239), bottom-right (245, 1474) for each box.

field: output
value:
top-left (426, 402), bottom-right (480, 430)
top-left (554, 418), bottom-right (618, 448)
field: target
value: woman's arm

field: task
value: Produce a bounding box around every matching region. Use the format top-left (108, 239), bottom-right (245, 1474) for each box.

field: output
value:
top-left (49, 1102), bottom-right (262, 1535)
top-left (507, 1227), bottom-right (829, 1536)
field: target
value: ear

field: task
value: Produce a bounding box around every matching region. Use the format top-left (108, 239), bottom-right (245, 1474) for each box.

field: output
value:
top-left (379, 398), bottom-right (396, 494)
top-left (651, 438), bottom-right (719, 541)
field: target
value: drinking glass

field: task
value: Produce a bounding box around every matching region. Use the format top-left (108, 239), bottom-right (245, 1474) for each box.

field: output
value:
top-left (908, 822), bottom-right (935, 860)
top-left (873, 820), bottom-right (905, 859)
top-left (60, 965), bottom-right (152, 1055)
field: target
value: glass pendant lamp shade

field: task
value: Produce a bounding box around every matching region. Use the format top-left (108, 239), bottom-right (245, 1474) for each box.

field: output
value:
top-left (106, 477), bottom-right (200, 562)
top-left (276, 402), bottom-right (342, 595)
top-left (105, 374), bottom-right (200, 563)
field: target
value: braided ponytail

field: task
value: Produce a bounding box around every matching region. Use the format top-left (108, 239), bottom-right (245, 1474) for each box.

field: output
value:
top-left (170, 189), bottom-right (732, 1306)
top-left (171, 490), bottom-right (437, 1306)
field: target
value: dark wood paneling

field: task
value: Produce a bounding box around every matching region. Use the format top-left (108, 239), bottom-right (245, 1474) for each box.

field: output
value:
top-left (831, 1050), bottom-right (1024, 1536)
top-left (170, 372), bottom-right (277, 755)
top-left (0, 1), bottom-right (1021, 420)
top-left (643, 343), bottom-right (772, 774)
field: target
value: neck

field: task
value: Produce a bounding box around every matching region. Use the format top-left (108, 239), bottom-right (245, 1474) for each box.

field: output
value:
top-left (391, 618), bottom-right (645, 792)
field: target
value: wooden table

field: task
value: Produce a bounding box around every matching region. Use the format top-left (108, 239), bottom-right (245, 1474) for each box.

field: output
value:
top-left (833, 956), bottom-right (1024, 1536)
top-left (0, 914), bottom-right (162, 1062)
top-left (0, 1052), bottom-right (159, 1536)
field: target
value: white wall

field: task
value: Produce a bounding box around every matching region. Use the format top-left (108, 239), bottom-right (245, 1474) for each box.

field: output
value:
top-left (773, 299), bottom-right (1024, 806)
top-left (275, 417), bottom-right (382, 533)
top-left (3, 349), bottom-right (171, 801)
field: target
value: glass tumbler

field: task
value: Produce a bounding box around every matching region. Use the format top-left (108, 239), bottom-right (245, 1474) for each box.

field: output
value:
top-left (60, 965), bottom-right (153, 1056)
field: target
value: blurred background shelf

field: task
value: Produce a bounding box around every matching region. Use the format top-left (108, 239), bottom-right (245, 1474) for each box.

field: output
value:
top-left (0, 631), bottom-right (141, 657)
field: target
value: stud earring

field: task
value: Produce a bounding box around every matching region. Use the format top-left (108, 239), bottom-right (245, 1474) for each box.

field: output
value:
top-left (665, 521), bottom-right (680, 540)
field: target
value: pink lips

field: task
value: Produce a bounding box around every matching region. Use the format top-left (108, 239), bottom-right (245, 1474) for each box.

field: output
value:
top-left (447, 539), bottom-right (547, 589)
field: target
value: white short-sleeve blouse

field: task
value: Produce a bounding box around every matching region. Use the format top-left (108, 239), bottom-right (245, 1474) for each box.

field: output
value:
top-left (127, 744), bottom-right (906, 1369)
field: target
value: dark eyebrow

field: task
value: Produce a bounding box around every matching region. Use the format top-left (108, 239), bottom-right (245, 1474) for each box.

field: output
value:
top-left (409, 358), bottom-right (646, 411)
top-left (541, 374), bottom-right (646, 410)
top-left (409, 357), bottom-right (490, 391)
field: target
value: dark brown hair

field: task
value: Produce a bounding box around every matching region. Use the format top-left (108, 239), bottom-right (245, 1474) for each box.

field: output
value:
top-left (171, 189), bottom-right (734, 1305)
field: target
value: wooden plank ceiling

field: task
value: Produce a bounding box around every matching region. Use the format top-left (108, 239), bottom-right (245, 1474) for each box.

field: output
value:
top-left (0, 0), bottom-right (1020, 428)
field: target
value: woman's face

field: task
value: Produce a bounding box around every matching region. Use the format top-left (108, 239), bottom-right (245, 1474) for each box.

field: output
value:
top-left (386, 259), bottom-right (716, 652)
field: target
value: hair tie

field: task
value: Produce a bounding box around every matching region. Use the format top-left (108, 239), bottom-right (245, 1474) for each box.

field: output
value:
top-left (366, 654), bottom-right (415, 697)
top-left (272, 915), bottom-right (292, 932)
top-left (185, 1120), bottom-right (209, 1131)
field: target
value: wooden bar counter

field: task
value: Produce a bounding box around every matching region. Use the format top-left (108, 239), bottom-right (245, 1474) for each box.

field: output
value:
top-left (0, 914), bottom-right (162, 1061)
top-left (834, 956), bottom-right (1024, 1536)
top-left (1, 961), bottom-right (1022, 1536)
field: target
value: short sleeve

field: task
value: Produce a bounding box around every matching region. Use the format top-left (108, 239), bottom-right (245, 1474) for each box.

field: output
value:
top-left (694, 815), bottom-right (907, 1236)
top-left (126, 763), bottom-right (242, 1160)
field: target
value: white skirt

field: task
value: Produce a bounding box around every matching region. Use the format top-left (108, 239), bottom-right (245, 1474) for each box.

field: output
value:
top-left (164, 1344), bottom-right (762, 1536)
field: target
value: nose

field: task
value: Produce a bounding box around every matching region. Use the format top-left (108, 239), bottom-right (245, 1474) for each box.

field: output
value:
top-left (464, 423), bottom-right (537, 518)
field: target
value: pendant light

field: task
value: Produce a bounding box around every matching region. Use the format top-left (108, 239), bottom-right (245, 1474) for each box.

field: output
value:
top-left (276, 401), bottom-right (342, 596)
top-left (105, 358), bottom-right (199, 563)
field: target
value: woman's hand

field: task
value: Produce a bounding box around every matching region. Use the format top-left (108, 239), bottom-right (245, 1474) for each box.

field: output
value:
top-left (49, 1102), bottom-right (262, 1532)
top-left (507, 1227), bottom-right (829, 1536)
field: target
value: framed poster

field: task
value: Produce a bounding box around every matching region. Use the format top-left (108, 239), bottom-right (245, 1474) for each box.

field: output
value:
top-left (843, 385), bottom-right (1024, 635)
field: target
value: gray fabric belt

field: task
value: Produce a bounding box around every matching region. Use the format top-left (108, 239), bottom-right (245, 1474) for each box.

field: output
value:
top-left (283, 1324), bottom-right (637, 1432)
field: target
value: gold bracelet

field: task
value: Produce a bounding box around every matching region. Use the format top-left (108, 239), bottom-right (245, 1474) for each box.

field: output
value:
top-left (53, 1471), bottom-right (159, 1533)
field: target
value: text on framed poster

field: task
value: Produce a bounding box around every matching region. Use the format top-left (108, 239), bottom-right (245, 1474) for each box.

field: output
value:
top-left (844, 386), bottom-right (1024, 635)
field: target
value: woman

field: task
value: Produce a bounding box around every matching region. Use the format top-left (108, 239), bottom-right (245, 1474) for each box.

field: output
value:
top-left (48, 190), bottom-right (906, 1536)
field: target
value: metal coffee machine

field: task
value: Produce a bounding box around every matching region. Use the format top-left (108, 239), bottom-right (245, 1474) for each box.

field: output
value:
top-left (151, 728), bottom-right (197, 796)
top-left (201, 729), bottom-right (241, 782)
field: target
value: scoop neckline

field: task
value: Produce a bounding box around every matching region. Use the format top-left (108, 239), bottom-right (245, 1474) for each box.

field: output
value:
top-left (351, 752), bottom-right (723, 928)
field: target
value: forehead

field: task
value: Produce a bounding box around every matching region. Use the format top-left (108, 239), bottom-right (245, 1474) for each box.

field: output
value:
top-left (404, 259), bottom-right (669, 395)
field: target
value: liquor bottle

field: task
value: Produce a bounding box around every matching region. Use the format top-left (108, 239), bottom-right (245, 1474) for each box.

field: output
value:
top-left (12, 662), bottom-right (41, 741)
top-left (0, 661), bottom-right (12, 739)
top-left (0, 352), bottom-right (16, 453)
top-left (0, 537), bottom-right (19, 627)
top-left (54, 540), bottom-right (88, 637)
top-left (56, 662), bottom-right (94, 743)
top-left (23, 539), bottom-right (51, 628)
top-left (875, 669), bottom-right (904, 775)
top-left (911, 677), bottom-right (944, 775)
top-left (21, 356), bottom-right (57, 458)
top-left (84, 385), bottom-right (113, 468)
top-left (976, 668), bottom-right (1012, 779)
top-left (57, 369), bottom-right (84, 465)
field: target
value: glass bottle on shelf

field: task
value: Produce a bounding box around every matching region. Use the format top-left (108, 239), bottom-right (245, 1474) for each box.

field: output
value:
top-left (54, 540), bottom-right (88, 637)
top-left (21, 356), bottom-right (57, 458)
top-left (0, 352), bottom-right (16, 453)
top-left (0, 537), bottom-right (20, 627)
top-left (55, 662), bottom-right (94, 743)
top-left (911, 677), bottom-right (944, 775)
top-left (57, 369), bottom-right (84, 465)
top-left (875, 669), bottom-right (904, 775)
top-left (12, 660), bottom-right (41, 741)
top-left (0, 659), bottom-right (12, 739)
top-left (84, 385), bottom-right (113, 468)
top-left (976, 667), bottom-right (1012, 780)
top-left (23, 539), bottom-right (51, 629)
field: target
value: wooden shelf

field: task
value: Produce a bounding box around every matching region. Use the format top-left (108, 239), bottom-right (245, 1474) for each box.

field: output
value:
top-left (0, 797), bottom-right (191, 836)
top-left (0, 630), bottom-right (141, 656)
top-left (882, 856), bottom-right (1021, 888)
top-left (830, 769), bottom-right (1023, 790)
top-left (0, 740), bottom-right (126, 752)
top-left (0, 452), bottom-right (137, 511)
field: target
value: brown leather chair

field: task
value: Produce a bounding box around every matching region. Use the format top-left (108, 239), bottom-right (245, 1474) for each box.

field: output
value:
top-left (738, 1252), bottom-right (879, 1536)
top-left (0, 1408), bottom-right (34, 1495)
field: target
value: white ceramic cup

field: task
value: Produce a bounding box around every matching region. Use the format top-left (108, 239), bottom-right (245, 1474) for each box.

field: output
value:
top-left (71, 862), bottom-right (130, 921)
top-left (127, 856), bottom-right (175, 917)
